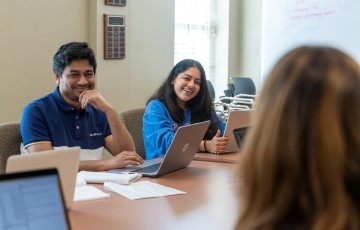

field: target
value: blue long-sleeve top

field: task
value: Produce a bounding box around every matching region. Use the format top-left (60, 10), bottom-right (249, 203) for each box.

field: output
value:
top-left (143, 99), bottom-right (225, 160)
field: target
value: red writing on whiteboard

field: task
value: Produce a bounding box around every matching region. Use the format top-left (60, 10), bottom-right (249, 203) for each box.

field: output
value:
top-left (287, 0), bottom-right (336, 21)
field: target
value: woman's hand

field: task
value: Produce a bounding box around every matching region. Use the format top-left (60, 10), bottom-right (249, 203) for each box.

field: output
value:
top-left (207, 130), bottom-right (231, 153)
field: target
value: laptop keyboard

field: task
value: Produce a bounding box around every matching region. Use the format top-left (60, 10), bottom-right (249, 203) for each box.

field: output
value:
top-left (132, 163), bottom-right (161, 174)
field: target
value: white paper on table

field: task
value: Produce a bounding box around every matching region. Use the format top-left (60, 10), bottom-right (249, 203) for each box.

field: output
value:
top-left (77, 171), bottom-right (142, 185)
top-left (103, 181), bottom-right (186, 200)
top-left (74, 185), bottom-right (110, 202)
top-left (76, 176), bottom-right (87, 187)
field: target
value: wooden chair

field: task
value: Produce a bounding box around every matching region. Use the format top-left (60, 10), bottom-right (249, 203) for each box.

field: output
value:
top-left (0, 122), bottom-right (21, 174)
top-left (118, 108), bottom-right (146, 159)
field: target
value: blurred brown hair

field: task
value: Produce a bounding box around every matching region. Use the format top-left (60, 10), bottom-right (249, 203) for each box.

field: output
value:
top-left (236, 46), bottom-right (360, 230)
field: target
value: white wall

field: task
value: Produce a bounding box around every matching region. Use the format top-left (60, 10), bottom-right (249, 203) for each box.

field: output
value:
top-left (88, 0), bottom-right (174, 112)
top-left (127, 0), bottom-right (175, 108)
top-left (0, 0), bottom-right (88, 123)
top-left (235, 0), bottom-right (263, 91)
top-left (0, 0), bottom-right (175, 123)
top-left (213, 0), bottom-right (230, 100)
top-left (214, 0), bottom-right (263, 97)
top-left (0, 0), bottom-right (263, 123)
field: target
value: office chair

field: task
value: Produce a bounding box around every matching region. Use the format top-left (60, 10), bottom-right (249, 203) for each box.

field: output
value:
top-left (205, 80), bottom-right (229, 120)
top-left (228, 77), bottom-right (257, 109)
top-left (231, 77), bottom-right (256, 95)
top-left (0, 122), bottom-right (21, 174)
top-left (227, 83), bottom-right (236, 97)
top-left (206, 80), bottom-right (216, 102)
top-left (118, 108), bottom-right (146, 159)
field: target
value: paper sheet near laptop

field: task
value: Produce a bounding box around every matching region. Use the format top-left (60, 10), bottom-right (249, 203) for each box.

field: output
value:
top-left (77, 171), bottom-right (141, 184)
top-left (74, 185), bottom-right (110, 202)
top-left (104, 181), bottom-right (186, 200)
top-left (73, 171), bottom-right (144, 202)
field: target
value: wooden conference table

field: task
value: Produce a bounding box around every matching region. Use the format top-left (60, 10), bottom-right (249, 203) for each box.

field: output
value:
top-left (69, 152), bottom-right (240, 230)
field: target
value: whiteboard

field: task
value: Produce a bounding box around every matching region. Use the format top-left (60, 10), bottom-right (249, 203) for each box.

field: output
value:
top-left (261, 0), bottom-right (360, 83)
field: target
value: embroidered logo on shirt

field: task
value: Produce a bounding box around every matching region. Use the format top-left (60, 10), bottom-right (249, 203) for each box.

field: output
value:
top-left (89, 132), bottom-right (102, 137)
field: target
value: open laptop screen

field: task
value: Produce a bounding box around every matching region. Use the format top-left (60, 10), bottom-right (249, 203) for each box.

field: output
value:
top-left (0, 168), bottom-right (70, 230)
top-left (6, 147), bottom-right (81, 210)
top-left (233, 126), bottom-right (249, 149)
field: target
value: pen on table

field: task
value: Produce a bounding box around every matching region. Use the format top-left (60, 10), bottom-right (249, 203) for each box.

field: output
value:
top-left (108, 170), bottom-right (130, 174)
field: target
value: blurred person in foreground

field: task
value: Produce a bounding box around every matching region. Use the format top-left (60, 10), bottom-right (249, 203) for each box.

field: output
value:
top-left (236, 46), bottom-right (360, 229)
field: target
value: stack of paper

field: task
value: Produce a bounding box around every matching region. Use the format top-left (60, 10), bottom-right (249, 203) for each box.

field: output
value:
top-left (77, 171), bottom-right (142, 185)
top-left (73, 171), bottom-right (142, 202)
top-left (74, 185), bottom-right (110, 202)
top-left (103, 181), bottom-right (186, 200)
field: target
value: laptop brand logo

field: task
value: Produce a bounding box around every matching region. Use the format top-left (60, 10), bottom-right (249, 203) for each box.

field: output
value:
top-left (182, 143), bottom-right (189, 152)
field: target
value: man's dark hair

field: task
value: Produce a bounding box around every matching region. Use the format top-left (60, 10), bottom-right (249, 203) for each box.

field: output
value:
top-left (52, 42), bottom-right (97, 75)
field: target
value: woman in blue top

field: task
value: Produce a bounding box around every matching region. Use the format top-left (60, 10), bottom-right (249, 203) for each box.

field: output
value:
top-left (143, 59), bottom-right (230, 159)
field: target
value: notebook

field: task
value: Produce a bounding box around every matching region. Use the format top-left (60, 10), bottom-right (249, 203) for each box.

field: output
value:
top-left (0, 168), bottom-right (70, 230)
top-left (217, 110), bottom-right (251, 154)
top-left (109, 120), bottom-right (211, 177)
top-left (6, 147), bottom-right (81, 210)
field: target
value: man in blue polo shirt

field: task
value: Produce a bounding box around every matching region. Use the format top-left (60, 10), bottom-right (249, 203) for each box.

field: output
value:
top-left (20, 42), bottom-right (144, 171)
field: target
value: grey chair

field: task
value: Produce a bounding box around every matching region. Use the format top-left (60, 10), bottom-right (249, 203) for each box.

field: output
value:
top-left (205, 80), bottom-right (229, 120)
top-left (227, 83), bottom-right (236, 97)
top-left (206, 80), bottom-right (216, 102)
top-left (118, 108), bottom-right (146, 159)
top-left (231, 77), bottom-right (256, 95)
top-left (0, 122), bottom-right (21, 174)
top-left (228, 77), bottom-right (257, 109)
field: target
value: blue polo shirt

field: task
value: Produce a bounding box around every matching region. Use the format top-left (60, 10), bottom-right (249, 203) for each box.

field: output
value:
top-left (20, 87), bottom-right (111, 160)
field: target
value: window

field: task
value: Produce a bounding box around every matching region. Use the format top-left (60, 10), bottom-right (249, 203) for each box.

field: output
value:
top-left (174, 0), bottom-right (215, 80)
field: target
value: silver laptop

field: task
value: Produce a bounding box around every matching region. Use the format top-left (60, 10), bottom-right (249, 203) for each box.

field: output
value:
top-left (109, 120), bottom-right (211, 177)
top-left (6, 147), bottom-right (81, 210)
top-left (0, 168), bottom-right (70, 230)
top-left (217, 110), bottom-right (252, 154)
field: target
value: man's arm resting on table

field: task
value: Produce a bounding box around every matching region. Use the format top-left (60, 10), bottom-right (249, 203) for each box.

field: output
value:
top-left (26, 143), bottom-right (107, 171)
top-left (26, 143), bottom-right (143, 171)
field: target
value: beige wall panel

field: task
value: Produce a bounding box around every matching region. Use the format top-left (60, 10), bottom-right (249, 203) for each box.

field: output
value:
top-left (0, 0), bottom-right (88, 123)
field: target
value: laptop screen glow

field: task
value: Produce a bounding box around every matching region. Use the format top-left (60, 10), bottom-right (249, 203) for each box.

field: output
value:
top-left (0, 169), bottom-right (69, 230)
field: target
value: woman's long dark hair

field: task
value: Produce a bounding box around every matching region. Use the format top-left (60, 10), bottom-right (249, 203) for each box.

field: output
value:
top-left (147, 59), bottom-right (221, 139)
